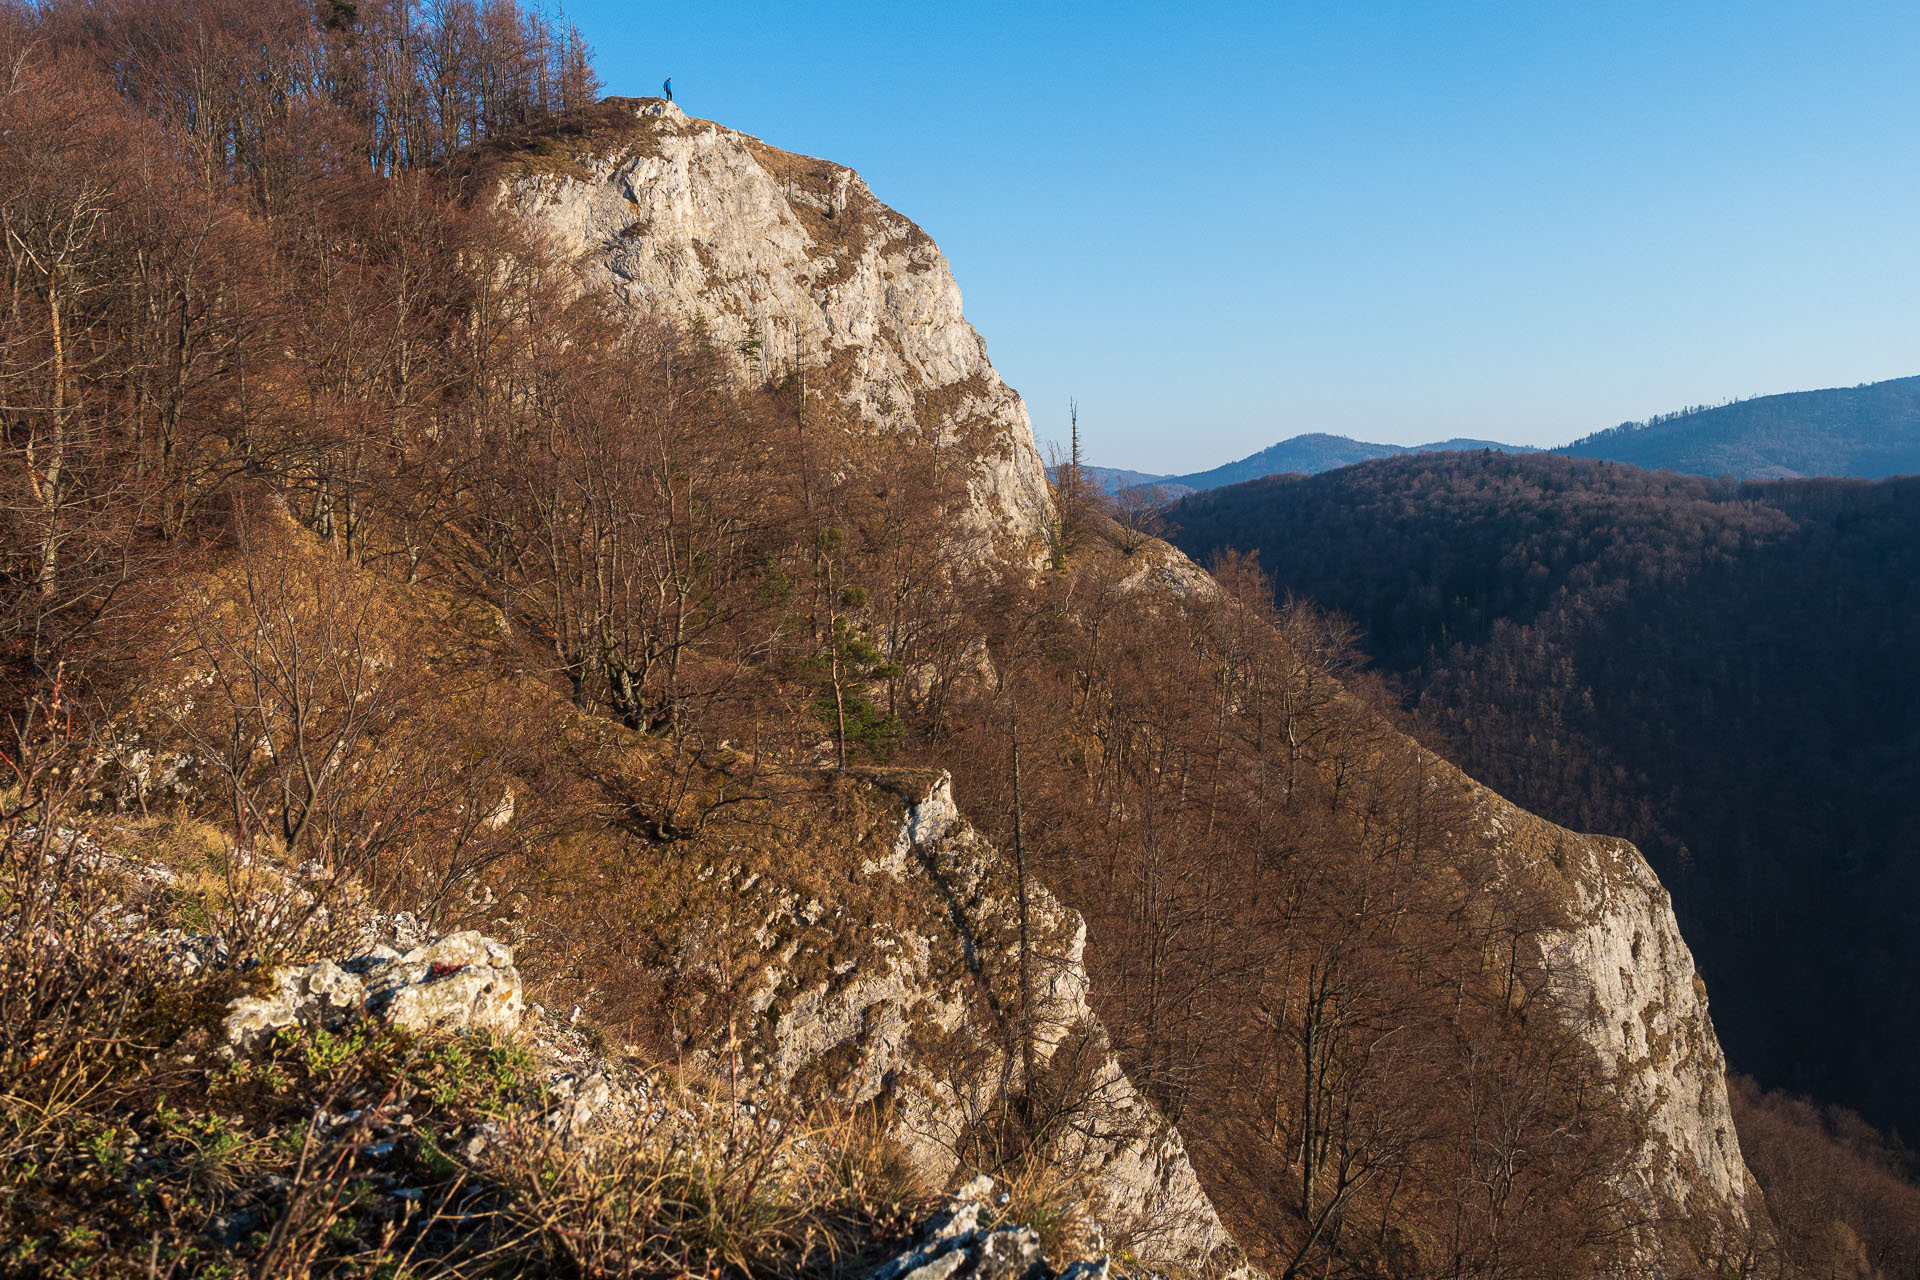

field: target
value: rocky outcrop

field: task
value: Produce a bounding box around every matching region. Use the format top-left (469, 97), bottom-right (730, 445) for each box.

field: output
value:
top-left (191, 773), bottom-right (1250, 1273)
top-left (871, 1176), bottom-right (1110, 1280)
top-left (488, 97), bottom-right (1054, 565)
top-left (223, 931), bottom-right (524, 1052)
top-left (666, 771), bottom-right (1249, 1277)
top-left (479, 93), bottom-right (1761, 1269)
top-left (207, 885), bottom-right (1237, 1273)
top-left (1474, 786), bottom-right (1753, 1237)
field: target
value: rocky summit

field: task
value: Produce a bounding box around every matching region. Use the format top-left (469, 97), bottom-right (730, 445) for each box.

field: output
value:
top-left (487, 96), bottom-right (1056, 565)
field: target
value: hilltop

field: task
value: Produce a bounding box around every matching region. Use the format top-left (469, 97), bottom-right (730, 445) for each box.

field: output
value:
top-left (1096, 374), bottom-right (1920, 493)
top-left (2, 4), bottom-right (1876, 1275)
top-left (1557, 374), bottom-right (1920, 478)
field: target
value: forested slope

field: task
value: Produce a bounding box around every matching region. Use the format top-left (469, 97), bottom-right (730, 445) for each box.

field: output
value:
top-left (1168, 454), bottom-right (1920, 1152)
top-left (1558, 374), bottom-right (1920, 478)
top-left (0, 2), bottom-right (1852, 1274)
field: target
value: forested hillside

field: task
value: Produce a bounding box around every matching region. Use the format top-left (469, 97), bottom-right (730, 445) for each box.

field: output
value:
top-left (0, 3), bottom-right (1790, 1274)
top-left (1168, 454), bottom-right (1920, 1153)
top-left (1558, 374), bottom-right (1920, 478)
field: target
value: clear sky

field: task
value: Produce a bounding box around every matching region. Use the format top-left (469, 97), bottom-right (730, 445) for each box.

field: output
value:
top-left (563, 1), bottom-right (1920, 474)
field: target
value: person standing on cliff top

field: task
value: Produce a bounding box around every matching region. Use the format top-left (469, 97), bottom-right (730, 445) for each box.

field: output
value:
top-left (662, 77), bottom-right (673, 103)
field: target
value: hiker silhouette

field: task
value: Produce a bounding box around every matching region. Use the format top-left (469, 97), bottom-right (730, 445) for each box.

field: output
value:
top-left (663, 77), bottom-right (673, 103)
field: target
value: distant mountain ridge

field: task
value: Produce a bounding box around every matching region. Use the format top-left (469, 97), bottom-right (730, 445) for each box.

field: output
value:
top-left (1081, 465), bottom-right (1195, 498)
top-left (1557, 374), bottom-right (1920, 479)
top-left (1099, 374), bottom-right (1920, 492)
top-left (1085, 434), bottom-right (1534, 494)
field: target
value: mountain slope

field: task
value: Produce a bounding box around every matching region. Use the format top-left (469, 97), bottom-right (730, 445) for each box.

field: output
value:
top-left (485, 97), bottom-right (1762, 1270)
top-left (1165, 452), bottom-right (1920, 1144)
top-left (1082, 464), bottom-right (1194, 498)
top-left (1558, 374), bottom-right (1920, 478)
top-left (0, 13), bottom-right (1782, 1265)
top-left (1093, 434), bottom-right (1538, 495)
top-left (1170, 433), bottom-right (1404, 487)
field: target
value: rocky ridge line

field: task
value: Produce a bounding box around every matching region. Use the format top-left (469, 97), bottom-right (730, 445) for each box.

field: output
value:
top-left (489, 92), bottom-right (1758, 1265)
top-left (207, 919), bottom-right (1207, 1280)
top-left (178, 767), bottom-right (1252, 1276)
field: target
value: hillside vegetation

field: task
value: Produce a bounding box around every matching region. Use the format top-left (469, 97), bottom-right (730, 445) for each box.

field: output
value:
top-left (0, 2), bottom-right (1883, 1276)
top-left (1558, 375), bottom-right (1920, 479)
top-left (1168, 452), bottom-right (1920, 1271)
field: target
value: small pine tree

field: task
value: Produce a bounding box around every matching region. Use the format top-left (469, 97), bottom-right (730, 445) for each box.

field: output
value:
top-left (810, 607), bottom-right (904, 765)
top-left (807, 528), bottom-right (902, 767)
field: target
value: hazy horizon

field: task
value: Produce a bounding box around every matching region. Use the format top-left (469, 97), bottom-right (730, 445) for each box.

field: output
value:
top-left (567, 1), bottom-right (1920, 474)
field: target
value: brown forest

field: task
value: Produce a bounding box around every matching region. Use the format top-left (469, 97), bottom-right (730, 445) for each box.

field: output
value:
top-left (1169, 451), bottom-right (1920, 1277)
top-left (0, 3), bottom-right (1908, 1276)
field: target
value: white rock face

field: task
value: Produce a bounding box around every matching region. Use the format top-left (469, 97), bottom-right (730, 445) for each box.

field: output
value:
top-left (367, 931), bottom-right (525, 1039)
top-left (1543, 844), bottom-right (1749, 1218)
top-left (1479, 789), bottom-right (1752, 1234)
top-left (224, 960), bottom-right (369, 1053)
top-left (883, 778), bottom-right (1244, 1272)
top-left (676, 771), bottom-right (1251, 1277)
top-left (496, 97), bottom-right (1055, 564)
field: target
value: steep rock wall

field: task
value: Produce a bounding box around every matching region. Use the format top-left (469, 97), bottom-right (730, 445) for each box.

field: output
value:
top-left (1479, 793), bottom-right (1751, 1224)
top-left (1112, 537), bottom-right (1757, 1257)
top-left (481, 97), bottom-right (1756, 1266)
top-left (663, 770), bottom-right (1251, 1276)
top-left (489, 97), bottom-right (1054, 564)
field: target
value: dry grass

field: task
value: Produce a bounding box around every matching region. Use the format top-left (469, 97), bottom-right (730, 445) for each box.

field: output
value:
top-left (996, 1155), bottom-right (1098, 1264)
top-left (483, 1083), bottom-right (924, 1280)
top-left (0, 797), bottom-right (930, 1278)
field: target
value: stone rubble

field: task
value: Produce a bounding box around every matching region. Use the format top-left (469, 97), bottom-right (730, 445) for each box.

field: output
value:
top-left (870, 1176), bottom-right (1111, 1280)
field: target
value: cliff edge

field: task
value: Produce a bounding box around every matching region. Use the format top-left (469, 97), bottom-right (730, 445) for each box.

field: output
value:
top-left (482, 96), bottom-right (1054, 565)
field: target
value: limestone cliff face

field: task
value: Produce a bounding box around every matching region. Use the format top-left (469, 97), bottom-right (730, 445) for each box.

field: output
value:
top-left (490, 97), bottom-right (1054, 564)
top-left (1478, 791), bottom-right (1751, 1225)
top-left (665, 770), bottom-right (1249, 1276)
top-left (484, 97), bottom-right (1755, 1267)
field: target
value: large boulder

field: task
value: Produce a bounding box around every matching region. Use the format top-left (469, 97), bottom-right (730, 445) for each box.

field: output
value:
top-left (222, 931), bottom-right (523, 1052)
top-left (362, 931), bottom-right (524, 1038)
top-left (222, 959), bottom-right (369, 1053)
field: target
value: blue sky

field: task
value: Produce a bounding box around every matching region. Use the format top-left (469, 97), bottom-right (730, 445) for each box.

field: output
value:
top-left (565, 1), bottom-right (1920, 473)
